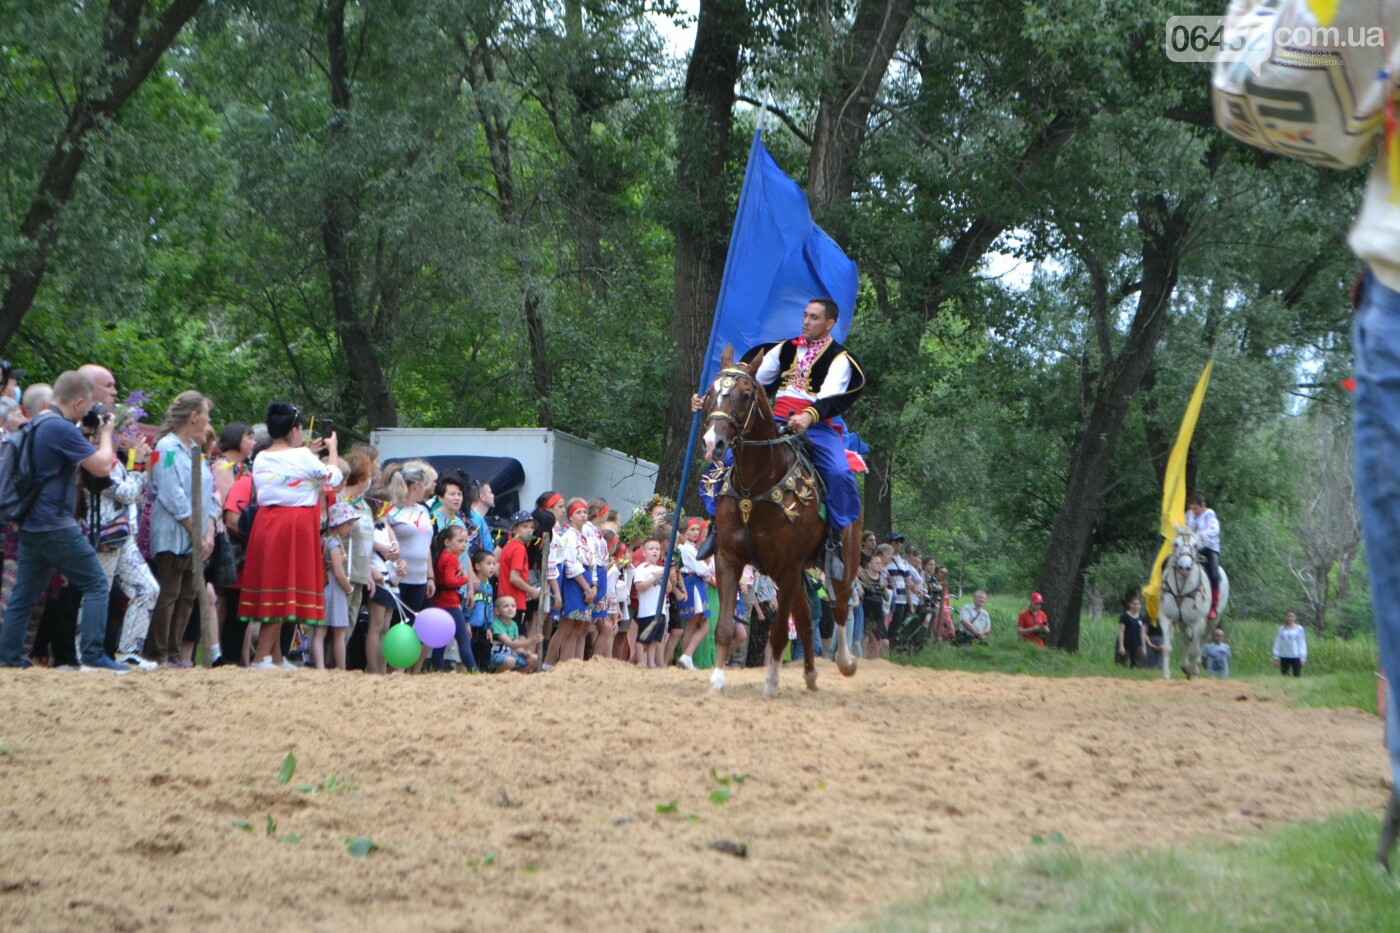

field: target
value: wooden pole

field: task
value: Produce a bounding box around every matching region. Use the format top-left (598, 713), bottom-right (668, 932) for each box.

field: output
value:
top-left (190, 448), bottom-right (217, 667)
top-left (534, 530), bottom-right (552, 642)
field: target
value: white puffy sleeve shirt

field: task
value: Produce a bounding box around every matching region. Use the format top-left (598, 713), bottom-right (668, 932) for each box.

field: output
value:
top-left (253, 448), bottom-right (342, 507)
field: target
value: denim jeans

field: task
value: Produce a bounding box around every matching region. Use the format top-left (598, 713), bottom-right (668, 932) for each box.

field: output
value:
top-left (431, 605), bottom-right (476, 671)
top-left (1352, 268), bottom-right (1400, 784)
top-left (0, 526), bottom-right (110, 666)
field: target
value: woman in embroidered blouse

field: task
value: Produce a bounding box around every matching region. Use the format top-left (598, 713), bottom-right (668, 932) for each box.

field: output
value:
top-left (240, 402), bottom-right (342, 668)
top-left (553, 498), bottom-right (594, 663)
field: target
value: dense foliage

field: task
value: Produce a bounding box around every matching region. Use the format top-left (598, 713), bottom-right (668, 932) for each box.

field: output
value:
top-left (0, 0), bottom-right (1369, 639)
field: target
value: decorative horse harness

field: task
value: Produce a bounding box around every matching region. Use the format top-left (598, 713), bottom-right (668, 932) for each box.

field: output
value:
top-left (705, 368), bottom-right (820, 525)
top-left (1161, 537), bottom-right (1208, 605)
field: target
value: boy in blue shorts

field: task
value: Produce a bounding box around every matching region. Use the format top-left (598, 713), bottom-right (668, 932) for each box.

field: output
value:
top-left (489, 595), bottom-right (542, 673)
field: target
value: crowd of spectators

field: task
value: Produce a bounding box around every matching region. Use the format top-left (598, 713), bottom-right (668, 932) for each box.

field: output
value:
top-left (0, 365), bottom-right (1039, 675)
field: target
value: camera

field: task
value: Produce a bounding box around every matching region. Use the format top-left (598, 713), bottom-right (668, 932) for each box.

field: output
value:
top-left (0, 360), bottom-right (24, 384)
top-left (81, 402), bottom-right (111, 431)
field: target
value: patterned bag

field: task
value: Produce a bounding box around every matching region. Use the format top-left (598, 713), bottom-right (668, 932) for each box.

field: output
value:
top-left (1212, 0), bottom-right (1398, 168)
top-left (135, 480), bottom-right (156, 561)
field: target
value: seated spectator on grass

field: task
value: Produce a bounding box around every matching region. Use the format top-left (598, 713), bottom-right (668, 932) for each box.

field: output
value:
top-left (955, 590), bottom-right (990, 645)
top-left (1016, 592), bottom-right (1050, 647)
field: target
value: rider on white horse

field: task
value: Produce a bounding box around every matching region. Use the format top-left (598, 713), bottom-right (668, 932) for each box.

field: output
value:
top-left (1187, 491), bottom-right (1222, 621)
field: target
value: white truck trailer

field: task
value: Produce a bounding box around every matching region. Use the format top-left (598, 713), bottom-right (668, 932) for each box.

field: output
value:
top-left (369, 427), bottom-right (660, 524)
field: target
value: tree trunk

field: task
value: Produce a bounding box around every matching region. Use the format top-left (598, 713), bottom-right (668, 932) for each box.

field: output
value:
top-left (465, 23), bottom-right (553, 428)
top-left (0, 0), bottom-right (204, 352)
top-left (806, 0), bottom-right (915, 222)
top-left (320, 0), bottom-right (399, 429)
top-left (1040, 197), bottom-right (1190, 651)
top-left (863, 449), bottom-right (893, 539)
top-left (657, 0), bottom-right (746, 500)
top-left (1310, 562), bottom-right (1332, 634)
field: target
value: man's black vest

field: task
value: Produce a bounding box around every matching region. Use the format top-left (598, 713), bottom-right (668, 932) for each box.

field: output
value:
top-left (740, 338), bottom-right (865, 422)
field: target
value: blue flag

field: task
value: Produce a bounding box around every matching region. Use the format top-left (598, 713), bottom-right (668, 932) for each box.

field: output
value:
top-left (697, 129), bottom-right (859, 390)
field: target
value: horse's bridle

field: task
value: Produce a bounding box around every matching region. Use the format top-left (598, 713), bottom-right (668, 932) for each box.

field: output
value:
top-left (706, 367), bottom-right (796, 450)
top-left (1162, 536), bottom-right (1205, 602)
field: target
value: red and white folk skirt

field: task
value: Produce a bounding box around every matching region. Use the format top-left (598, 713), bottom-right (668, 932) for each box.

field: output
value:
top-left (238, 505), bottom-right (325, 625)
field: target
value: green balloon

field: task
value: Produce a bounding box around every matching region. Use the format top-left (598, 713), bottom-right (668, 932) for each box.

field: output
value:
top-left (383, 623), bottom-right (423, 670)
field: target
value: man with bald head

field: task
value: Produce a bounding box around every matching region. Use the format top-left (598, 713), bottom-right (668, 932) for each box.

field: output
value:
top-left (0, 371), bottom-right (126, 671)
top-left (75, 363), bottom-right (157, 669)
top-left (77, 364), bottom-right (116, 408)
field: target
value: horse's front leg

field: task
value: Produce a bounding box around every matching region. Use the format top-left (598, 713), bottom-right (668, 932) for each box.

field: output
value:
top-left (763, 583), bottom-right (794, 699)
top-left (709, 554), bottom-right (742, 693)
top-left (790, 575), bottom-right (818, 692)
top-left (1184, 616), bottom-right (1204, 680)
top-left (1160, 610), bottom-right (1173, 681)
top-left (830, 522), bottom-right (861, 678)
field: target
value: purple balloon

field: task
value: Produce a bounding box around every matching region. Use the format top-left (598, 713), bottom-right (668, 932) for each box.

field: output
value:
top-left (413, 607), bottom-right (455, 649)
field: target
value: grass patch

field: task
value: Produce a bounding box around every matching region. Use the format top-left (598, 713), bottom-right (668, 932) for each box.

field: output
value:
top-left (860, 812), bottom-right (1395, 932)
top-left (893, 594), bottom-right (1381, 712)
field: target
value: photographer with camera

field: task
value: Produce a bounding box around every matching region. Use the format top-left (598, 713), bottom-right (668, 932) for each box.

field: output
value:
top-left (75, 364), bottom-right (158, 670)
top-left (0, 371), bottom-right (125, 672)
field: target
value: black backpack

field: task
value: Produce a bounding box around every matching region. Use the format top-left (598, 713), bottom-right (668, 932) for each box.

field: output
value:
top-left (0, 412), bottom-right (58, 525)
top-left (235, 469), bottom-right (259, 542)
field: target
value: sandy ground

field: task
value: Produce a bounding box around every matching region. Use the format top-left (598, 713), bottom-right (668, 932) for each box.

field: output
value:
top-left (0, 658), bottom-right (1389, 932)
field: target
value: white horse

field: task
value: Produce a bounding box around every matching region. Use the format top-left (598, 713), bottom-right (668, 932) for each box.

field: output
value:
top-left (1158, 525), bottom-right (1229, 680)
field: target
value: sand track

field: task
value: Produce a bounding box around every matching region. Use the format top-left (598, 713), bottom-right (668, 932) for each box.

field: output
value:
top-left (0, 660), bottom-right (1387, 931)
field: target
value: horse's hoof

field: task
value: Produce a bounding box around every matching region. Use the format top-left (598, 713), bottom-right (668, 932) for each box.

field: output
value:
top-left (804, 673), bottom-right (819, 691)
top-left (761, 685), bottom-right (777, 700)
top-left (837, 660), bottom-right (857, 677)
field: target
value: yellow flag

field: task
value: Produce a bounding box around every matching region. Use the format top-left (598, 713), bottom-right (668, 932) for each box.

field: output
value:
top-left (1306, 0), bottom-right (1337, 27)
top-left (1142, 360), bottom-right (1214, 621)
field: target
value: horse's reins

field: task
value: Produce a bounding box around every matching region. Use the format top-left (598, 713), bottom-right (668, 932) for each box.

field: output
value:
top-left (705, 368), bottom-right (816, 525)
top-left (1162, 540), bottom-right (1206, 603)
top-left (706, 367), bottom-right (798, 494)
top-left (706, 367), bottom-right (760, 440)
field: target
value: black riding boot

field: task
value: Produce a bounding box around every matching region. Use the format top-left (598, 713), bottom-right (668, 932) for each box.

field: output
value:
top-left (696, 525), bottom-right (717, 560)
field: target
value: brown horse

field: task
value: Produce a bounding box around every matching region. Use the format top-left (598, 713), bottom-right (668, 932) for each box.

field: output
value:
top-left (700, 345), bottom-right (861, 697)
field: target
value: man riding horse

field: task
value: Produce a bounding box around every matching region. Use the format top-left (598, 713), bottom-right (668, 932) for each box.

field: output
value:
top-left (691, 297), bottom-right (866, 577)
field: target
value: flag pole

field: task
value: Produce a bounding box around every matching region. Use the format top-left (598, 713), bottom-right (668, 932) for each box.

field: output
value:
top-left (654, 117), bottom-right (769, 652)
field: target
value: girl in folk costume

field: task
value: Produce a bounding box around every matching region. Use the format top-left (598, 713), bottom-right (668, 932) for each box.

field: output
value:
top-left (672, 517), bottom-right (712, 671)
top-left (605, 531), bottom-right (634, 661)
top-left (584, 498), bottom-right (614, 659)
top-left (241, 402), bottom-right (344, 669)
top-left (540, 505), bottom-right (569, 668)
top-left (553, 498), bottom-right (595, 663)
top-left (631, 538), bottom-right (669, 668)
